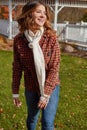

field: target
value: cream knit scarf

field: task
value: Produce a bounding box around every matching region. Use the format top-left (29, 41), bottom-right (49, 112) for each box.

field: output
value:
top-left (24, 27), bottom-right (46, 97)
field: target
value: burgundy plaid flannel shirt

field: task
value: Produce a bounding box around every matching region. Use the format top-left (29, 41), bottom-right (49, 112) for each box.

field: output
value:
top-left (12, 31), bottom-right (60, 96)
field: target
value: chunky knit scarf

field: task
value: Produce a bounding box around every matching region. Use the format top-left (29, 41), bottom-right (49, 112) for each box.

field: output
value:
top-left (24, 28), bottom-right (46, 97)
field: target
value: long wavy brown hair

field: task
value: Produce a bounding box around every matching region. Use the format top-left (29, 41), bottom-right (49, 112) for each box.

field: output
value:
top-left (17, 0), bottom-right (56, 35)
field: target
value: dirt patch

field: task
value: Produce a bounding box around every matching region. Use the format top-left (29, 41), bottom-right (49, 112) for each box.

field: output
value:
top-left (0, 35), bottom-right (13, 51)
top-left (63, 50), bottom-right (87, 59)
top-left (60, 41), bottom-right (87, 59)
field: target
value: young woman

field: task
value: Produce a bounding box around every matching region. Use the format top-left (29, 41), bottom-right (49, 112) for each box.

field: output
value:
top-left (12, 1), bottom-right (60, 130)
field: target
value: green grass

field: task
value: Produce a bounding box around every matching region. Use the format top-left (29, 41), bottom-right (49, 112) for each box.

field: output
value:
top-left (0, 50), bottom-right (87, 130)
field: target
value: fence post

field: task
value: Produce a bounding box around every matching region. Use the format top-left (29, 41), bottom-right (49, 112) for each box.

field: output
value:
top-left (65, 21), bottom-right (69, 42)
top-left (80, 20), bottom-right (84, 35)
top-left (8, 0), bottom-right (12, 39)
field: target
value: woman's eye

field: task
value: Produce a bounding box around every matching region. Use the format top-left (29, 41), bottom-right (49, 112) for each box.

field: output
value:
top-left (36, 11), bottom-right (41, 13)
top-left (36, 11), bottom-right (46, 15)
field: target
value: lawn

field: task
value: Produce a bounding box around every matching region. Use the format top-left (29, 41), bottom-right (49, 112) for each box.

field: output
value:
top-left (0, 50), bottom-right (87, 130)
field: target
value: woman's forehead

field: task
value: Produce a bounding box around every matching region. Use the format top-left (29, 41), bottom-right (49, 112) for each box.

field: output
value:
top-left (35, 4), bottom-right (46, 11)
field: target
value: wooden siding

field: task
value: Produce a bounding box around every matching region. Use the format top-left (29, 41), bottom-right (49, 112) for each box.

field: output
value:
top-left (0, 0), bottom-right (87, 6)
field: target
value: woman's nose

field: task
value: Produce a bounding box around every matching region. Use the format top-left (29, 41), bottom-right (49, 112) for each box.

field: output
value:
top-left (40, 13), bottom-right (46, 18)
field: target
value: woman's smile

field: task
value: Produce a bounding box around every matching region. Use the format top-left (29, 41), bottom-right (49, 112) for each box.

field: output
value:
top-left (32, 5), bottom-right (47, 27)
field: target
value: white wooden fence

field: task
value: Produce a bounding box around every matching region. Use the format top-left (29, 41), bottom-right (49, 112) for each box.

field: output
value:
top-left (0, 19), bottom-right (87, 47)
top-left (57, 21), bottom-right (87, 47)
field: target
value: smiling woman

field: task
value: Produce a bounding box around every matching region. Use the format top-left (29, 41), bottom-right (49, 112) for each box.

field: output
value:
top-left (12, 1), bottom-right (60, 130)
top-left (17, 1), bottom-right (52, 33)
top-left (32, 4), bottom-right (47, 28)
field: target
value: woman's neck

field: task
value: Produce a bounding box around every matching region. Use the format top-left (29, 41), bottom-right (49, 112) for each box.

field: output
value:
top-left (30, 28), bottom-right (39, 34)
top-left (28, 27), bottom-right (44, 37)
top-left (29, 26), bottom-right (44, 34)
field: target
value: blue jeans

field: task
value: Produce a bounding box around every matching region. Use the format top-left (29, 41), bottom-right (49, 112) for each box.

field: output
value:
top-left (25, 85), bottom-right (60, 130)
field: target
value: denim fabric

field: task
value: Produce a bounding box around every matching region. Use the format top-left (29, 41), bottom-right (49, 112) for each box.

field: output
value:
top-left (25, 86), bottom-right (60, 130)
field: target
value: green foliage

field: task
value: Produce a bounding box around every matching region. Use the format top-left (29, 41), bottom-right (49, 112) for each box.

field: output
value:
top-left (82, 13), bottom-right (87, 22)
top-left (0, 51), bottom-right (87, 130)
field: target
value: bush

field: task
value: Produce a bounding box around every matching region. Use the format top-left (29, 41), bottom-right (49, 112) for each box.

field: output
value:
top-left (82, 13), bottom-right (87, 22)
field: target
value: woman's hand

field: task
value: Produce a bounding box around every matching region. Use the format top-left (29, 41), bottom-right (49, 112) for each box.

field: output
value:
top-left (38, 96), bottom-right (50, 109)
top-left (13, 98), bottom-right (22, 107)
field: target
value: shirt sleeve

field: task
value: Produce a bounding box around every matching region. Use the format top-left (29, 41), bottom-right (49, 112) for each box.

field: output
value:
top-left (44, 36), bottom-right (60, 96)
top-left (12, 37), bottom-right (22, 95)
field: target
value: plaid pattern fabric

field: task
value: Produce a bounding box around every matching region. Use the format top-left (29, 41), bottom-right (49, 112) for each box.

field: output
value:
top-left (12, 31), bottom-right (60, 96)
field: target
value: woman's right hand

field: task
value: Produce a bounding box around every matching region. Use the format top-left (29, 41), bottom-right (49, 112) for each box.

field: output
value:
top-left (13, 98), bottom-right (22, 107)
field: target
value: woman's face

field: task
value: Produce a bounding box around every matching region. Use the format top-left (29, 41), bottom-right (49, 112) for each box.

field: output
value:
top-left (32, 4), bottom-right (47, 27)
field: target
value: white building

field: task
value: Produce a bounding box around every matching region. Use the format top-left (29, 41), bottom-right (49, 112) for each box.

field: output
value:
top-left (0, 0), bottom-right (87, 40)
